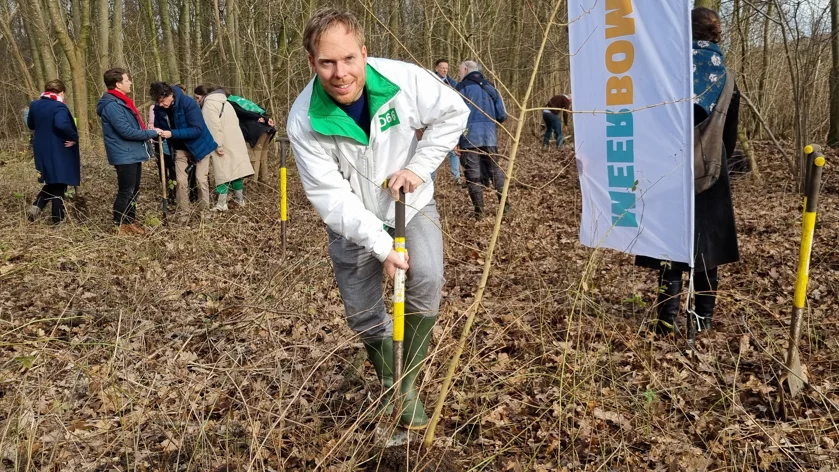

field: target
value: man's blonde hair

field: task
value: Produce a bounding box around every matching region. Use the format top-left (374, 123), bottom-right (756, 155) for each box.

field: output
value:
top-left (303, 7), bottom-right (365, 56)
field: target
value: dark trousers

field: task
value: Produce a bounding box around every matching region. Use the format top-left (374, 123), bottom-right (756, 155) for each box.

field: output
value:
top-left (171, 145), bottom-right (199, 202)
top-left (34, 183), bottom-right (67, 223)
top-left (543, 112), bottom-right (563, 147)
top-left (188, 162), bottom-right (199, 203)
top-left (658, 266), bottom-right (719, 329)
top-left (114, 163), bottom-right (142, 225)
top-left (155, 150), bottom-right (176, 203)
top-left (461, 147), bottom-right (505, 211)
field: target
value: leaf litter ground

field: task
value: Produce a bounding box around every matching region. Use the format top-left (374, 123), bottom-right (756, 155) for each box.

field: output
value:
top-left (0, 139), bottom-right (838, 471)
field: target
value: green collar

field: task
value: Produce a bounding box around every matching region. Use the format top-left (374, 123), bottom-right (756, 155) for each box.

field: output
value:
top-left (308, 64), bottom-right (401, 145)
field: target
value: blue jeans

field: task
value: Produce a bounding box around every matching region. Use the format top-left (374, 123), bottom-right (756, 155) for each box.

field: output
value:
top-left (431, 150), bottom-right (460, 182)
top-left (543, 112), bottom-right (563, 147)
top-left (447, 150), bottom-right (460, 179)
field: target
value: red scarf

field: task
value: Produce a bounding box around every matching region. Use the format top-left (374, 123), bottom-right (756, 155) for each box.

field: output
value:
top-left (40, 92), bottom-right (64, 103)
top-left (107, 89), bottom-right (146, 129)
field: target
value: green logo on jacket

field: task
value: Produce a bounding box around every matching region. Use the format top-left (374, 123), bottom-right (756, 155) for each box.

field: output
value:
top-left (378, 108), bottom-right (400, 132)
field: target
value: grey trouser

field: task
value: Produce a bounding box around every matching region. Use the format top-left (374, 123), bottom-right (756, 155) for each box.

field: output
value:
top-left (327, 201), bottom-right (444, 343)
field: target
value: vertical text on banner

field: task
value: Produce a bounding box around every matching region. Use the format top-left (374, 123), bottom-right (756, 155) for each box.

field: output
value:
top-left (568, 0), bottom-right (694, 264)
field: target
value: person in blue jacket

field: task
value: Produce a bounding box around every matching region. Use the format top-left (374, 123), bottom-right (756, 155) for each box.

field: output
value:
top-left (149, 82), bottom-right (218, 220)
top-left (151, 84), bottom-right (200, 204)
top-left (455, 60), bottom-right (509, 218)
top-left (96, 68), bottom-right (161, 234)
top-left (26, 79), bottom-right (80, 224)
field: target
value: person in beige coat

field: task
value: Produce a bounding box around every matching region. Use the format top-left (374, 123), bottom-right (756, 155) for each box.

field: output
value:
top-left (194, 85), bottom-right (254, 211)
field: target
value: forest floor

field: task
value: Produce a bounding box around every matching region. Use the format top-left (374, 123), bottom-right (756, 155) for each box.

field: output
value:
top-left (1, 136), bottom-right (838, 472)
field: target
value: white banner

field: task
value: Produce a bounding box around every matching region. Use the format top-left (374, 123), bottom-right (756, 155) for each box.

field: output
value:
top-left (569, 0), bottom-right (694, 265)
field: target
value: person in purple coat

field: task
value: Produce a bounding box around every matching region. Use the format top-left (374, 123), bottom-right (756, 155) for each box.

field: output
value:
top-left (26, 79), bottom-right (80, 224)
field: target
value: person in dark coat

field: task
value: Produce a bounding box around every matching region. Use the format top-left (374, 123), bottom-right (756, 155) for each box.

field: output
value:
top-left (148, 103), bottom-right (176, 205)
top-left (433, 58), bottom-right (462, 183)
top-left (223, 92), bottom-right (276, 186)
top-left (150, 82), bottom-right (218, 219)
top-left (152, 84), bottom-right (199, 204)
top-left (636, 7), bottom-right (740, 335)
top-left (26, 79), bottom-right (80, 224)
top-left (455, 60), bottom-right (509, 219)
top-left (97, 68), bottom-right (161, 234)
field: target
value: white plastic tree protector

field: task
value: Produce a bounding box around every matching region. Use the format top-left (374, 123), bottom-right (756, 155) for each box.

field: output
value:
top-left (569, 0), bottom-right (694, 265)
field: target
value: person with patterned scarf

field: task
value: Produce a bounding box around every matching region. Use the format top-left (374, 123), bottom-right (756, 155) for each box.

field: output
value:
top-left (636, 7), bottom-right (741, 336)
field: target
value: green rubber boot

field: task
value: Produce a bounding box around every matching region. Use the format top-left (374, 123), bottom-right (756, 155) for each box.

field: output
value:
top-left (363, 338), bottom-right (394, 415)
top-left (400, 315), bottom-right (436, 429)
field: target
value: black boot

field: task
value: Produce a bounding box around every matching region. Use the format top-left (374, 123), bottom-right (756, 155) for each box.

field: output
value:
top-left (467, 181), bottom-right (484, 219)
top-left (497, 194), bottom-right (511, 217)
top-left (693, 268), bottom-right (719, 332)
top-left (653, 270), bottom-right (682, 335)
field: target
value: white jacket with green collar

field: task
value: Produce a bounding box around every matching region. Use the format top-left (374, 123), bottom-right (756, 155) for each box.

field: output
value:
top-left (287, 57), bottom-right (470, 262)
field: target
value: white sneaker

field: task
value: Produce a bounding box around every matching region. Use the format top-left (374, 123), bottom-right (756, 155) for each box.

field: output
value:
top-left (233, 189), bottom-right (245, 207)
top-left (26, 205), bottom-right (41, 221)
top-left (212, 193), bottom-right (229, 212)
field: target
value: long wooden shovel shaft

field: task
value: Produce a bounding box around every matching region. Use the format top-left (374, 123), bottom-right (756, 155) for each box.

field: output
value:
top-left (158, 137), bottom-right (168, 224)
top-left (393, 189), bottom-right (406, 416)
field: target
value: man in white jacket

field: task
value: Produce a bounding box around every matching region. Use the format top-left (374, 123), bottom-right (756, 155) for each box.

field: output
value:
top-left (287, 7), bottom-right (469, 430)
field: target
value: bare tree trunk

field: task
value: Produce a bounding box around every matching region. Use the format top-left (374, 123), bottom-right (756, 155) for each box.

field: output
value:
top-left (96, 0), bottom-right (109, 72)
top-left (731, 0), bottom-right (758, 184)
top-left (755, 0), bottom-right (774, 138)
top-left (193, 0), bottom-right (203, 82)
top-left (225, 0), bottom-right (243, 91)
top-left (511, 0), bottom-right (524, 95)
top-left (159, 0), bottom-right (180, 82)
top-left (141, 0), bottom-right (164, 78)
top-left (737, 128), bottom-right (762, 184)
top-left (0, 6), bottom-right (38, 96)
top-left (111, 0), bottom-right (125, 67)
top-left (422, 6), bottom-right (434, 67)
top-left (23, 17), bottom-right (46, 90)
top-left (46, 0), bottom-right (90, 148)
top-left (213, 0), bottom-right (227, 61)
top-left (71, 0), bottom-right (83, 42)
top-left (829, 0), bottom-right (839, 147)
top-left (775, 0), bottom-right (807, 185)
top-left (74, 0), bottom-right (93, 133)
top-left (389, 0), bottom-right (401, 57)
top-left (20, 0), bottom-right (57, 81)
top-left (179, 0), bottom-right (193, 90)
top-left (446, 9), bottom-right (454, 68)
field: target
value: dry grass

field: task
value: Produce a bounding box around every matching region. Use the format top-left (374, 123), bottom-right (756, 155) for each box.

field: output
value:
top-left (1, 138), bottom-right (838, 471)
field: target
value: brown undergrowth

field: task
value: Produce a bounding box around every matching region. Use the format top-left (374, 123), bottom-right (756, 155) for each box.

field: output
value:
top-left (1, 138), bottom-right (837, 471)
